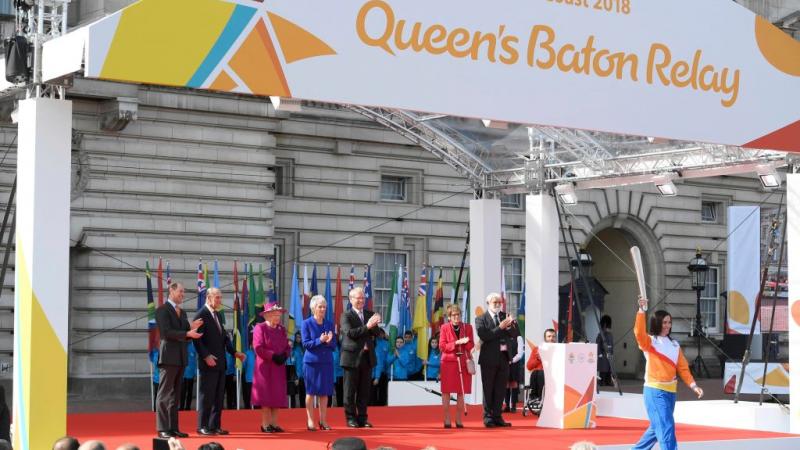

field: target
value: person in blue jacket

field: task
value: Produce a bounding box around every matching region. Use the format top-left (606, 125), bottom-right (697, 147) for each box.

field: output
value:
top-left (241, 347), bottom-right (256, 409)
top-left (150, 350), bottom-right (160, 411)
top-left (425, 336), bottom-right (441, 381)
top-left (180, 341), bottom-right (197, 410)
top-left (370, 328), bottom-right (390, 406)
top-left (224, 348), bottom-right (237, 409)
top-left (387, 337), bottom-right (416, 380)
top-left (404, 330), bottom-right (423, 380)
top-left (291, 331), bottom-right (306, 408)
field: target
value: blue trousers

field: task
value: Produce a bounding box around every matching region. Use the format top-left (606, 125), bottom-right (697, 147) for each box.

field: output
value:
top-left (633, 387), bottom-right (677, 450)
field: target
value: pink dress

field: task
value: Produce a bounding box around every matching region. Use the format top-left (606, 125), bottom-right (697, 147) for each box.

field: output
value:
top-left (251, 322), bottom-right (290, 408)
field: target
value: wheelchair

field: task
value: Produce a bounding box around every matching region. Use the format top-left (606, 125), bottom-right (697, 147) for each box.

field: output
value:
top-left (521, 370), bottom-right (545, 417)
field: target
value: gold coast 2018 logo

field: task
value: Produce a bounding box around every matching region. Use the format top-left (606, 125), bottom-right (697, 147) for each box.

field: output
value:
top-left (355, 0), bottom-right (741, 107)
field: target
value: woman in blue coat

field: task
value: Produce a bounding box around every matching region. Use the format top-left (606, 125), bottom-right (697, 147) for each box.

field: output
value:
top-left (301, 295), bottom-right (336, 431)
top-left (425, 336), bottom-right (441, 381)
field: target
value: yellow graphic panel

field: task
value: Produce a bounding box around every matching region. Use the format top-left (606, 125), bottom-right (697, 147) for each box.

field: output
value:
top-left (14, 244), bottom-right (68, 450)
top-left (268, 12), bottom-right (336, 64)
top-left (229, 19), bottom-right (290, 97)
top-left (755, 16), bottom-right (800, 77)
top-left (727, 290), bottom-right (750, 325)
top-left (209, 70), bottom-right (238, 92)
top-left (756, 367), bottom-right (790, 387)
top-left (100, 0), bottom-right (236, 86)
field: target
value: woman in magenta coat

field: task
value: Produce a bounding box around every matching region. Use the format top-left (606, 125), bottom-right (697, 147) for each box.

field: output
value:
top-left (252, 302), bottom-right (290, 433)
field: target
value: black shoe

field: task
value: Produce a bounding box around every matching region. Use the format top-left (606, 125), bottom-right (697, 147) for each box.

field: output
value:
top-left (197, 428), bottom-right (216, 436)
top-left (173, 431), bottom-right (189, 438)
top-left (347, 420), bottom-right (360, 428)
top-left (214, 429), bottom-right (229, 435)
top-left (272, 425), bottom-right (285, 433)
top-left (157, 431), bottom-right (174, 439)
top-left (495, 420), bottom-right (512, 427)
top-left (455, 423), bottom-right (464, 429)
top-left (484, 422), bottom-right (496, 428)
top-left (360, 421), bottom-right (373, 428)
top-left (260, 425), bottom-right (273, 433)
top-left (319, 422), bottom-right (331, 431)
top-left (444, 422), bottom-right (452, 429)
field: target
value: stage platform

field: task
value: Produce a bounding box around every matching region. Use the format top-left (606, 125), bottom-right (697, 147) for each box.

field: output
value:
top-left (68, 404), bottom-right (799, 450)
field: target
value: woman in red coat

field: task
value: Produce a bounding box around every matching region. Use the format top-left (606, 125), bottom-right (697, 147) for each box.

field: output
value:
top-left (438, 303), bottom-right (475, 428)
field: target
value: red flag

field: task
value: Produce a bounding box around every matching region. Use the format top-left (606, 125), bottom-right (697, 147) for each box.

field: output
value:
top-left (334, 267), bottom-right (343, 333)
top-left (566, 283), bottom-right (574, 343)
top-left (156, 258), bottom-right (164, 307)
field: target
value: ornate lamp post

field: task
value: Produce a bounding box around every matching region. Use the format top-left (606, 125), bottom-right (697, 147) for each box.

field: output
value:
top-left (687, 249), bottom-right (709, 378)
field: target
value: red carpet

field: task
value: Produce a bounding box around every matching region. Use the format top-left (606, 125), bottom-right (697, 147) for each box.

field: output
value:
top-left (68, 405), bottom-right (794, 449)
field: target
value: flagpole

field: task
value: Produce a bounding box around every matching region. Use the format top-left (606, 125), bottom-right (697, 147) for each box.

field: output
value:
top-left (149, 360), bottom-right (155, 412)
top-left (454, 225), bottom-right (470, 301)
top-left (236, 368), bottom-right (241, 410)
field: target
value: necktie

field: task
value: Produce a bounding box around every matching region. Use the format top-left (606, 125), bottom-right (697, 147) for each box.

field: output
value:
top-left (494, 313), bottom-right (500, 327)
top-left (175, 305), bottom-right (182, 318)
top-left (358, 311), bottom-right (364, 323)
top-left (212, 310), bottom-right (222, 332)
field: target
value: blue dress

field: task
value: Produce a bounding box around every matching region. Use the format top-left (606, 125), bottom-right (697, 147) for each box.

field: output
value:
top-left (301, 317), bottom-right (336, 396)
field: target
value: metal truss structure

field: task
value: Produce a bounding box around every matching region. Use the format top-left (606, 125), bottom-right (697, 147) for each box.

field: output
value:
top-left (347, 104), bottom-right (789, 195)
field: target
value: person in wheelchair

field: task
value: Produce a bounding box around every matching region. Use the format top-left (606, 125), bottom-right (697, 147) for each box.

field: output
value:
top-left (524, 328), bottom-right (557, 412)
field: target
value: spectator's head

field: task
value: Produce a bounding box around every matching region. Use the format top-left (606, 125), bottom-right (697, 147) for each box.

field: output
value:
top-left (569, 441), bottom-right (598, 450)
top-left (332, 437), bottom-right (367, 450)
top-left (53, 436), bottom-right (80, 450)
top-left (403, 331), bottom-right (413, 343)
top-left (197, 443), bottom-right (225, 450)
top-left (429, 337), bottom-right (439, 352)
top-left (0, 439), bottom-right (11, 450)
top-left (294, 331), bottom-right (302, 343)
top-left (544, 328), bottom-right (556, 343)
top-left (77, 441), bottom-right (106, 450)
top-left (115, 445), bottom-right (139, 450)
top-left (600, 315), bottom-right (612, 330)
top-left (395, 337), bottom-right (404, 349)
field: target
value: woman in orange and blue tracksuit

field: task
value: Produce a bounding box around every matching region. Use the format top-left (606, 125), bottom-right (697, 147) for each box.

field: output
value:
top-left (633, 296), bottom-right (704, 450)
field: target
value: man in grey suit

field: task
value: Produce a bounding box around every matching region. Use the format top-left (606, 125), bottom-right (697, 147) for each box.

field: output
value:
top-left (476, 292), bottom-right (516, 428)
top-left (155, 282), bottom-right (203, 438)
top-left (339, 287), bottom-right (381, 428)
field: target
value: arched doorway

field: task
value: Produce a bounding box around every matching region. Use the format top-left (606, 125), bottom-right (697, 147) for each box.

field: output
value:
top-left (585, 214), bottom-right (664, 378)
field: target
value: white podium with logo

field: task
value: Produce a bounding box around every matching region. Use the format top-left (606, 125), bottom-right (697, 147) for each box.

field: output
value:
top-left (537, 342), bottom-right (598, 429)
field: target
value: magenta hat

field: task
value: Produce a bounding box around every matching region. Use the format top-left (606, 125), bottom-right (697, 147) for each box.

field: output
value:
top-left (259, 301), bottom-right (287, 316)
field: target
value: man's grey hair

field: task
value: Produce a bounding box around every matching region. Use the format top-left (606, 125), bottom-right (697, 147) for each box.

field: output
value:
top-left (485, 292), bottom-right (502, 303)
top-left (349, 287), bottom-right (364, 298)
top-left (310, 294), bottom-right (327, 311)
top-left (78, 441), bottom-right (106, 450)
top-left (53, 436), bottom-right (80, 450)
top-left (115, 445), bottom-right (140, 450)
top-left (207, 287), bottom-right (221, 299)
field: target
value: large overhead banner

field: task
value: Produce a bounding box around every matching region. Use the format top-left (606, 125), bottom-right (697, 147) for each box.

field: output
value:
top-left (59, 0), bottom-right (800, 151)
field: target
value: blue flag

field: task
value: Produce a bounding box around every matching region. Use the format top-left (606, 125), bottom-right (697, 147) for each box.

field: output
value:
top-left (324, 265), bottom-right (333, 324)
top-left (364, 265), bottom-right (373, 311)
top-left (289, 263), bottom-right (302, 335)
top-left (311, 264), bottom-right (319, 296)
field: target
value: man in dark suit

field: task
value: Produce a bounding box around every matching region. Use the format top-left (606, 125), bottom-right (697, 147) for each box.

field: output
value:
top-left (476, 292), bottom-right (517, 428)
top-left (339, 287), bottom-right (381, 428)
top-left (155, 282), bottom-right (203, 438)
top-left (192, 287), bottom-right (245, 436)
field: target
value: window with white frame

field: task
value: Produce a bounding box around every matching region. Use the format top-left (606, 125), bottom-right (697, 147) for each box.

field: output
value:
top-left (373, 252), bottom-right (407, 320)
top-left (501, 194), bottom-right (523, 209)
top-left (502, 257), bottom-right (524, 314)
top-left (700, 266), bottom-right (720, 332)
top-left (380, 175), bottom-right (408, 202)
top-left (701, 201), bottom-right (719, 223)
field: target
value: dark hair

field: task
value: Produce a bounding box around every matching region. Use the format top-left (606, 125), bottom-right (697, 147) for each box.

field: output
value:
top-left (600, 315), bottom-right (612, 329)
top-left (649, 310), bottom-right (672, 338)
top-left (52, 436), bottom-right (80, 450)
top-left (543, 328), bottom-right (556, 339)
top-left (404, 330), bottom-right (413, 337)
top-left (428, 335), bottom-right (439, 354)
top-left (198, 443), bottom-right (225, 450)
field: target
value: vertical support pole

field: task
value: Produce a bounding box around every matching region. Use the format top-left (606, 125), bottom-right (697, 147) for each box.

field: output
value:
top-left (13, 97), bottom-right (72, 450)
top-left (787, 174), bottom-right (800, 433)
top-left (468, 198), bottom-right (501, 404)
top-left (525, 193), bottom-right (560, 380)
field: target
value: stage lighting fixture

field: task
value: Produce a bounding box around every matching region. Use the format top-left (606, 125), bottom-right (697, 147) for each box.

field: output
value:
top-left (555, 183), bottom-right (577, 205)
top-left (653, 175), bottom-right (677, 197)
top-left (756, 164), bottom-right (780, 189)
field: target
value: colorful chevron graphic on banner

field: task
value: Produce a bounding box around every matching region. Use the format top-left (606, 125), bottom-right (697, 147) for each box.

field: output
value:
top-left (13, 243), bottom-right (68, 450)
top-left (563, 377), bottom-right (597, 429)
top-left (98, 0), bottom-right (335, 97)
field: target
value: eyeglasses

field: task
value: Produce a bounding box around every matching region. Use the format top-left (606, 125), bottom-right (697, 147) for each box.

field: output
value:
top-left (449, 314), bottom-right (460, 317)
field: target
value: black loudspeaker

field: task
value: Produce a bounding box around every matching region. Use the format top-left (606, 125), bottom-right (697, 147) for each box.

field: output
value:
top-left (5, 35), bottom-right (30, 83)
top-left (152, 438), bottom-right (170, 450)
